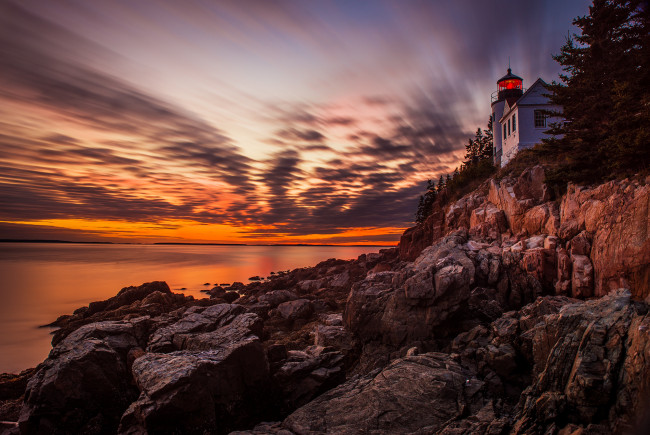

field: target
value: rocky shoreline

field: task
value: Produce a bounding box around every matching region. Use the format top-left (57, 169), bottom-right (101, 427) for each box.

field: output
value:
top-left (1, 166), bottom-right (649, 434)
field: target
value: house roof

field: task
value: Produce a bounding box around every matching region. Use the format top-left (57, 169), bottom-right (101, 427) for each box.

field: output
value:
top-left (499, 78), bottom-right (549, 123)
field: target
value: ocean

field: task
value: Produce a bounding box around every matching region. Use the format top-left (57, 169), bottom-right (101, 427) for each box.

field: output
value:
top-left (0, 242), bottom-right (386, 374)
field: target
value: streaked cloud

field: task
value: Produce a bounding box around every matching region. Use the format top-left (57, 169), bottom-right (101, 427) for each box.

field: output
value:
top-left (0, 0), bottom-right (591, 243)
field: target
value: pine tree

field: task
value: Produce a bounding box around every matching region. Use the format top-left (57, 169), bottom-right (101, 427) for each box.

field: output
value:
top-left (437, 175), bottom-right (445, 192)
top-left (464, 117), bottom-right (494, 165)
top-left (480, 116), bottom-right (494, 161)
top-left (415, 179), bottom-right (438, 223)
top-left (544, 0), bottom-right (649, 182)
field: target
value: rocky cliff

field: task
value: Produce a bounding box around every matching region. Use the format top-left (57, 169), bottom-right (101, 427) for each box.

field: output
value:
top-left (1, 166), bottom-right (648, 435)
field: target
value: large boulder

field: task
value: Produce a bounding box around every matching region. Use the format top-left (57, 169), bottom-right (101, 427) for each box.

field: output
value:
top-left (87, 281), bottom-right (172, 316)
top-left (147, 303), bottom-right (253, 352)
top-left (119, 306), bottom-right (271, 434)
top-left (49, 282), bottom-right (192, 346)
top-left (487, 166), bottom-right (550, 234)
top-left (257, 290), bottom-right (298, 308)
top-left (444, 190), bottom-right (485, 233)
top-left (18, 320), bottom-right (147, 434)
top-left (521, 202), bottom-right (560, 236)
top-left (346, 231), bottom-right (478, 347)
top-left (272, 346), bottom-right (346, 413)
top-left (119, 343), bottom-right (271, 434)
top-left (513, 290), bottom-right (649, 434)
top-left (277, 299), bottom-right (313, 321)
top-left (282, 353), bottom-right (483, 434)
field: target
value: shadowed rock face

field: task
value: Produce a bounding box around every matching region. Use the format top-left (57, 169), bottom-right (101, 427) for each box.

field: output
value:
top-left (120, 343), bottom-right (270, 434)
top-left (283, 353), bottom-right (476, 434)
top-left (18, 320), bottom-right (146, 434)
top-left (6, 168), bottom-right (650, 435)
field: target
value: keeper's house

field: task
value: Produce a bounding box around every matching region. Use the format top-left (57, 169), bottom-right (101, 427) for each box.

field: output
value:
top-left (491, 68), bottom-right (563, 167)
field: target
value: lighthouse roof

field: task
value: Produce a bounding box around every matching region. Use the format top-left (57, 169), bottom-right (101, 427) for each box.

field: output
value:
top-left (498, 78), bottom-right (550, 122)
top-left (497, 68), bottom-right (523, 84)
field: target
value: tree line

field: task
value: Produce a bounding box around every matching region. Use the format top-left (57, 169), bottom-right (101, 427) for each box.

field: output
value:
top-left (541, 0), bottom-right (649, 189)
top-left (415, 118), bottom-right (495, 223)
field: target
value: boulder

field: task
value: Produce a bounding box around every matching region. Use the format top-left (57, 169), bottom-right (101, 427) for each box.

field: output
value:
top-left (120, 341), bottom-right (271, 434)
top-left (297, 280), bottom-right (323, 292)
top-left (273, 346), bottom-right (346, 413)
top-left (277, 299), bottom-right (313, 321)
top-left (445, 190), bottom-right (485, 233)
top-left (257, 290), bottom-right (298, 307)
top-left (87, 281), bottom-right (172, 316)
top-left (18, 320), bottom-right (145, 434)
top-left (488, 166), bottom-right (549, 234)
top-left (283, 353), bottom-right (479, 434)
top-left (183, 313), bottom-right (263, 351)
top-left (222, 291), bottom-right (240, 303)
top-left (49, 282), bottom-right (192, 346)
top-left (513, 290), bottom-right (648, 433)
top-left (328, 271), bottom-right (350, 288)
top-left (522, 203), bottom-right (560, 237)
top-left (346, 231), bottom-right (477, 347)
top-left (469, 202), bottom-right (508, 241)
top-left (147, 303), bottom-right (250, 353)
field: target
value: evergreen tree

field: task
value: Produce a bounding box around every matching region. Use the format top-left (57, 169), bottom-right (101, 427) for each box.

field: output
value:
top-left (544, 0), bottom-right (649, 182)
top-left (480, 116), bottom-right (494, 160)
top-left (415, 179), bottom-right (438, 223)
top-left (464, 117), bottom-right (494, 164)
top-left (464, 130), bottom-right (481, 164)
top-left (437, 175), bottom-right (445, 192)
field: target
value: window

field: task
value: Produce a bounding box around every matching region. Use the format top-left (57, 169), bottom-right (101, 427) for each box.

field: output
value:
top-left (503, 124), bottom-right (506, 138)
top-left (534, 110), bottom-right (546, 128)
top-left (507, 118), bottom-right (511, 136)
top-left (512, 113), bottom-right (517, 132)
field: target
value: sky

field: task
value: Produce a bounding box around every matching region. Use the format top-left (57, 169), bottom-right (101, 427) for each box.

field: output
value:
top-left (0, 0), bottom-right (592, 245)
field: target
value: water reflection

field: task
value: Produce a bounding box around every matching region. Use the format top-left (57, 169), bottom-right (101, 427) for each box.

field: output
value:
top-left (0, 243), bottom-right (385, 373)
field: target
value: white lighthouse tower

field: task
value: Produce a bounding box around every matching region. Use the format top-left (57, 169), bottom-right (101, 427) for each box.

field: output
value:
top-left (491, 68), bottom-right (524, 166)
top-left (490, 68), bottom-right (563, 167)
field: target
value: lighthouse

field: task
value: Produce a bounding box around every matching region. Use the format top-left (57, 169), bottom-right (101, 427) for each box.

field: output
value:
top-left (490, 68), bottom-right (562, 167)
top-left (491, 68), bottom-right (524, 166)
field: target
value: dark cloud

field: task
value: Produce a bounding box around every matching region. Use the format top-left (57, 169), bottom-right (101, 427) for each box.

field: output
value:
top-left (362, 96), bottom-right (393, 106)
top-left (276, 128), bottom-right (326, 142)
top-left (297, 144), bottom-right (333, 152)
top-left (323, 117), bottom-right (356, 126)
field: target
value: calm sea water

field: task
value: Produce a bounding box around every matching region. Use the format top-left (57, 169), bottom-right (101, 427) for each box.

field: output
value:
top-left (0, 243), bottom-right (386, 374)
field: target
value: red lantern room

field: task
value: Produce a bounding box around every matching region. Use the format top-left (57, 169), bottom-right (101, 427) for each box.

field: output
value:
top-left (496, 68), bottom-right (523, 102)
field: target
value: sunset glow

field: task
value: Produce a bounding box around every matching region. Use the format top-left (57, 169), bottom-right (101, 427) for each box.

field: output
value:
top-left (0, 0), bottom-right (591, 244)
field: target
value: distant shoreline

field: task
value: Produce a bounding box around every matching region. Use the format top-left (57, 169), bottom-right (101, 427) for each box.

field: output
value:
top-left (0, 239), bottom-right (395, 247)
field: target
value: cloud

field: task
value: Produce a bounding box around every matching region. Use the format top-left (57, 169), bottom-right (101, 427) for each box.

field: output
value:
top-left (276, 128), bottom-right (326, 142)
top-left (1, 0), bottom-right (591, 242)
